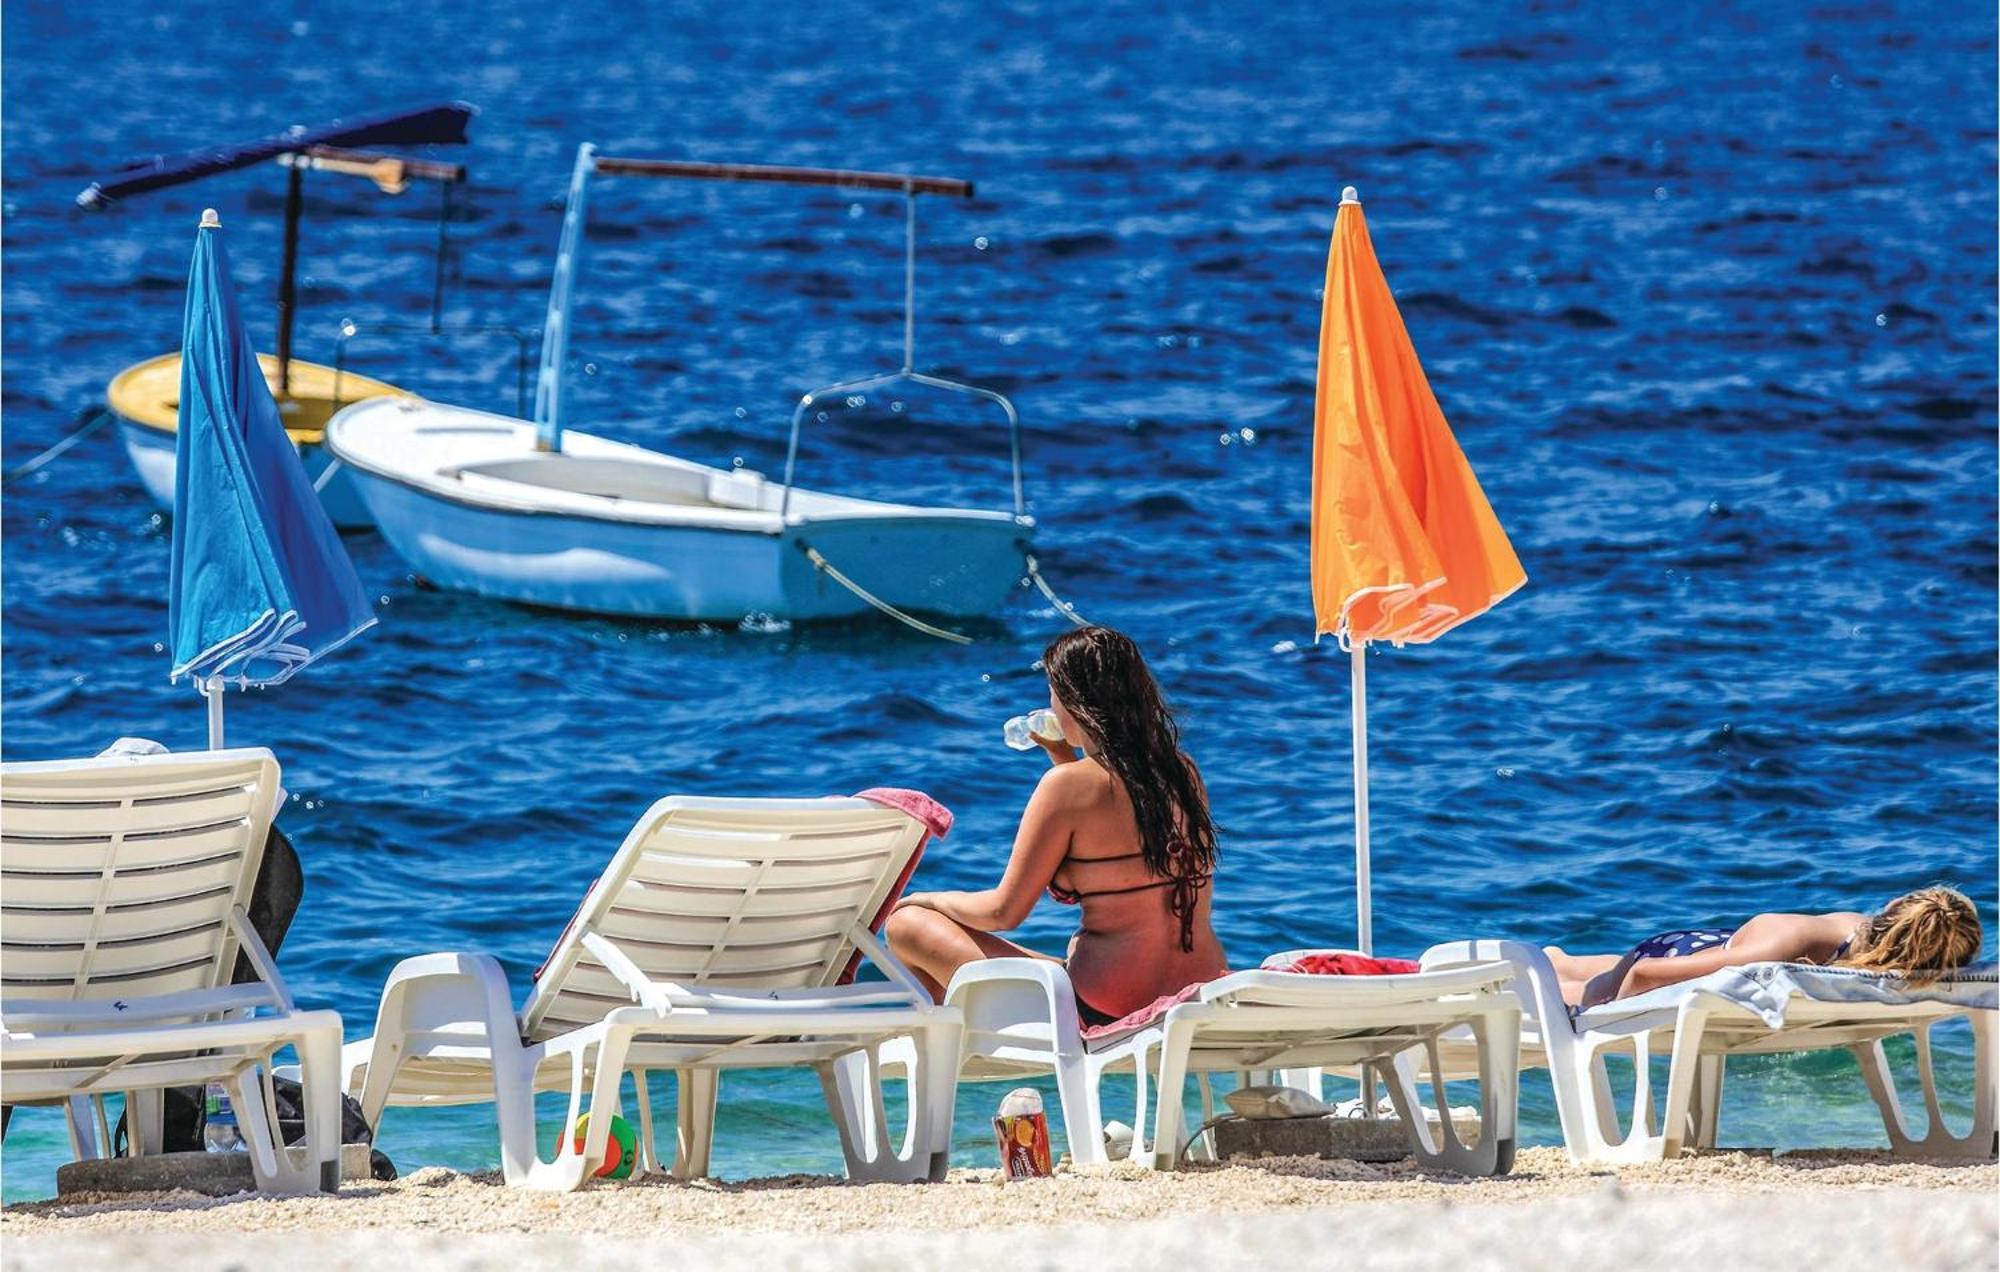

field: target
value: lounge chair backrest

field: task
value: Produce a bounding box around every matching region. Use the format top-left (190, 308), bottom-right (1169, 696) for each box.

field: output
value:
top-left (522, 796), bottom-right (926, 1042)
top-left (0, 748), bottom-right (280, 1011)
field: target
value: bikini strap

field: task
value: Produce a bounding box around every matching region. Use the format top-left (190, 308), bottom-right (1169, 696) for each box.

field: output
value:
top-left (1063, 873), bottom-right (1212, 902)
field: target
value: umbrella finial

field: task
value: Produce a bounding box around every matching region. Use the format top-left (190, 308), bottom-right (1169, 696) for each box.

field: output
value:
top-left (1340, 186), bottom-right (1360, 206)
top-left (199, 208), bottom-right (221, 229)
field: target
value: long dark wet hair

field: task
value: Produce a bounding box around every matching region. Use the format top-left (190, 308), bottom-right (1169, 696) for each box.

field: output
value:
top-left (1043, 626), bottom-right (1216, 951)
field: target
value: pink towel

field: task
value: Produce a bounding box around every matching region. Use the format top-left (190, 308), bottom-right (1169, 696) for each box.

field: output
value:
top-left (1079, 981), bottom-right (1208, 1042)
top-left (841, 788), bottom-right (952, 985)
top-left (853, 787), bottom-right (953, 838)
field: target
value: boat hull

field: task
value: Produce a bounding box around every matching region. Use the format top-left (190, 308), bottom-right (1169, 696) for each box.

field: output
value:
top-left (117, 416), bottom-right (373, 529)
top-left (328, 397), bottom-right (1030, 623)
top-left (347, 463), bottom-right (1028, 621)
top-left (108, 351), bottom-right (403, 530)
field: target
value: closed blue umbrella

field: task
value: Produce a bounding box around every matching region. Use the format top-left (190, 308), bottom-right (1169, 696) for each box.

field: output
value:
top-left (169, 209), bottom-right (374, 746)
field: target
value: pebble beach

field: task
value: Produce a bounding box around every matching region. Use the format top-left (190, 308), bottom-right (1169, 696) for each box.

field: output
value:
top-left (5, 1149), bottom-right (1994, 1271)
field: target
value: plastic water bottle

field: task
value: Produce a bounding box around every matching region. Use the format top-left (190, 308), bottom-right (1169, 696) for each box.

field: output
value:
top-left (1002, 709), bottom-right (1063, 751)
top-left (204, 1082), bottom-right (245, 1153)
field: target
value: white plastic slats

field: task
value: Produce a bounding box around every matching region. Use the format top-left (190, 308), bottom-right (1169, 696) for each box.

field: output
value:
top-left (522, 799), bottom-right (924, 1039)
top-left (0, 750), bottom-right (276, 1006)
top-left (0, 784), bottom-right (254, 838)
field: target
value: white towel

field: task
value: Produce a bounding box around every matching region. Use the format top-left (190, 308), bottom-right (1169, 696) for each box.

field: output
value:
top-left (1577, 961), bottom-right (1997, 1031)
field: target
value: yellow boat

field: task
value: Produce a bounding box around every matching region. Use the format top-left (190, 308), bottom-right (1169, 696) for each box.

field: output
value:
top-left (109, 352), bottom-right (406, 529)
top-left (79, 103), bottom-right (475, 530)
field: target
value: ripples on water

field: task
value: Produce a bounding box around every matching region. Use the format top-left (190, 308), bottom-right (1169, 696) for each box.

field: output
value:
top-left (2, 0), bottom-right (1994, 1199)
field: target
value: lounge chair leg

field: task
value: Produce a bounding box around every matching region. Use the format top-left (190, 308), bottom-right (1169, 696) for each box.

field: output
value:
top-left (1689, 1055), bottom-right (1725, 1150)
top-left (823, 1027), bottom-right (954, 1184)
top-left (1384, 1005), bottom-right (1519, 1177)
top-left (1148, 1020), bottom-right (1195, 1171)
top-left (1853, 1013), bottom-right (1999, 1161)
top-left (515, 1027), bottom-right (634, 1192)
top-left (64, 1096), bottom-right (99, 1160)
top-left (235, 1021), bottom-right (340, 1196)
top-left (1054, 1052), bottom-right (1108, 1167)
top-left (1571, 1032), bottom-right (1663, 1164)
top-left (1659, 1004), bottom-right (1711, 1159)
top-left (296, 1019), bottom-right (345, 1192)
top-left (674, 1068), bottom-right (718, 1180)
top-left (126, 1088), bottom-right (165, 1157)
top-left (1128, 1041), bottom-right (1155, 1163)
top-left (632, 1069), bottom-right (658, 1175)
top-left (490, 1045), bottom-right (544, 1184)
top-left (1188, 1074), bottom-right (1217, 1164)
top-left (915, 1019), bottom-right (963, 1181)
top-left (821, 1046), bottom-right (891, 1181)
top-left (233, 1065), bottom-right (294, 1193)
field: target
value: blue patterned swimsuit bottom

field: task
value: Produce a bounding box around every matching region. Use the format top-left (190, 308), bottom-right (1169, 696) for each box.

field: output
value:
top-left (1629, 927), bottom-right (1736, 961)
top-left (1573, 927), bottom-right (1740, 1015)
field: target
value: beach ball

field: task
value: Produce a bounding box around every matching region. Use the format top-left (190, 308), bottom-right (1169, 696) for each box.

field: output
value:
top-left (567, 1112), bottom-right (639, 1179)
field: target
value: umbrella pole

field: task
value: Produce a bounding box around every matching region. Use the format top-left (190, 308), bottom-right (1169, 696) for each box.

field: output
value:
top-left (203, 677), bottom-right (225, 750)
top-left (1351, 642), bottom-right (1371, 955)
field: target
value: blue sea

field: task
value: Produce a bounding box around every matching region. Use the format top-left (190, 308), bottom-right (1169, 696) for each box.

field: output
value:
top-left (2, 0), bottom-right (1994, 1202)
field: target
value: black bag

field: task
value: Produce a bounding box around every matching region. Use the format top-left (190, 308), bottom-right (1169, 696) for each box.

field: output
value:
top-left (112, 1079), bottom-right (396, 1181)
top-left (99, 825), bottom-right (395, 1181)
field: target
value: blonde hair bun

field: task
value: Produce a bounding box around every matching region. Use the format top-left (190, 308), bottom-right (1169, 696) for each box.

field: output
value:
top-left (1840, 886), bottom-right (1983, 985)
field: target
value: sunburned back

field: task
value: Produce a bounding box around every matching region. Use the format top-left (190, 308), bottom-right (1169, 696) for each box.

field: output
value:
top-left (1734, 910), bottom-right (1868, 964)
top-left (1048, 757), bottom-right (1227, 1018)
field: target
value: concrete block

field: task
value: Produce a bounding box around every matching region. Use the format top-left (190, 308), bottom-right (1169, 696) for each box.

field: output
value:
top-left (1212, 1114), bottom-right (1486, 1163)
top-left (55, 1144), bottom-right (374, 1197)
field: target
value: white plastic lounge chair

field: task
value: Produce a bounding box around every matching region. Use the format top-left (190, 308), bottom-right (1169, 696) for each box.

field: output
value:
top-left (942, 953), bottom-right (1522, 1174)
top-left (0, 748), bottom-right (345, 1194)
top-left (1419, 939), bottom-right (1998, 1164)
top-left (344, 795), bottom-right (963, 1191)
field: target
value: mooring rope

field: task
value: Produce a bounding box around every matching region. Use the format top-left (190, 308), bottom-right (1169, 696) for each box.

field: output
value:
top-left (799, 543), bottom-right (973, 644)
top-left (1024, 553), bottom-right (1091, 628)
top-left (3, 410), bottom-right (112, 484)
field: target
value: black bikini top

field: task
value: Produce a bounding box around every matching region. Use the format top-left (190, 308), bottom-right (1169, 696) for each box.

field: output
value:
top-left (1046, 850), bottom-right (1210, 949)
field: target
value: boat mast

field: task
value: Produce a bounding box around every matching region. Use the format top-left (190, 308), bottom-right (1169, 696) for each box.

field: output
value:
top-left (275, 161), bottom-right (305, 399)
top-left (534, 143), bottom-right (598, 452)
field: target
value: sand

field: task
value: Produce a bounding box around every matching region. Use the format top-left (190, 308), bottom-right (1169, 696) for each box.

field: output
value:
top-left (4, 1148), bottom-right (1996, 1270)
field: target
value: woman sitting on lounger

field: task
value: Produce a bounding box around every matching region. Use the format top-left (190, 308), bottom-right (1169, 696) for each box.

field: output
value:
top-left (887, 626), bottom-right (1227, 1027)
top-left (1545, 886), bottom-right (1983, 1010)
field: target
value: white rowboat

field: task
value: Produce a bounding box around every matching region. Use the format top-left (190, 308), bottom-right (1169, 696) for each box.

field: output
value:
top-left (328, 143), bottom-right (1040, 626)
top-left (328, 396), bottom-right (1029, 621)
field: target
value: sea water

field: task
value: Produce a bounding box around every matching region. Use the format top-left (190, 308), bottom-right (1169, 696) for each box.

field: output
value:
top-left (1, 0), bottom-right (1993, 1200)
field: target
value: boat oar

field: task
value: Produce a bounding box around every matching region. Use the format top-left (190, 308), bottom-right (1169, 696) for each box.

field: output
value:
top-left (276, 146), bottom-right (467, 195)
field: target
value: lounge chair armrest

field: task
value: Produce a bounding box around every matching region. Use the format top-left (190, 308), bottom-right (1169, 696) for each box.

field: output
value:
top-left (228, 907), bottom-right (296, 1011)
top-left (1421, 939), bottom-right (1571, 1040)
top-left (352, 951), bottom-right (524, 1128)
top-left (945, 958), bottom-right (1086, 1058)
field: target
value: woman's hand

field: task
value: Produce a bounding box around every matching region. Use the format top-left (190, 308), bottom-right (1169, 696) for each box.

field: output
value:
top-left (894, 892), bottom-right (944, 913)
top-left (1036, 732), bottom-right (1080, 765)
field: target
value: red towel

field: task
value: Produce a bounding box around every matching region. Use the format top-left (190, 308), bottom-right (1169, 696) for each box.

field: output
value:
top-left (1076, 950), bottom-right (1422, 1041)
top-left (1276, 951), bottom-right (1421, 976)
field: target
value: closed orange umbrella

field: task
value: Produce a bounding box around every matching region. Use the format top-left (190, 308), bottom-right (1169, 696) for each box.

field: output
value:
top-left (1310, 187), bottom-right (1526, 951)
